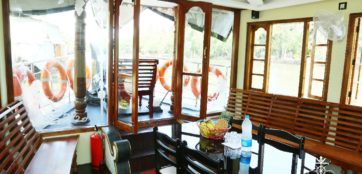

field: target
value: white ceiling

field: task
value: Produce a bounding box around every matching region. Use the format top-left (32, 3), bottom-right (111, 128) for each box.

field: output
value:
top-left (189, 0), bottom-right (326, 10)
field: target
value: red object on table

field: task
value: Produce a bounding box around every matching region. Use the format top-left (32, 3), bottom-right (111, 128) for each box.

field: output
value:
top-left (90, 131), bottom-right (103, 169)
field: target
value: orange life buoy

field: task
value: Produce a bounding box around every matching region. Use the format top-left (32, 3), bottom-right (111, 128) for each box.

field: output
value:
top-left (41, 60), bottom-right (68, 102)
top-left (12, 67), bottom-right (35, 85)
top-left (13, 74), bottom-right (22, 97)
top-left (158, 59), bottom-right (190, 91)
top-left (191, 66), bottom-right (225, 101)
top-left (67, 59), bottom-right (92, 90)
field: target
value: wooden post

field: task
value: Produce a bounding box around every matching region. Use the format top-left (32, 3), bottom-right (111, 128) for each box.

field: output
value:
top-left (72, 7), bottom-right (89, 125)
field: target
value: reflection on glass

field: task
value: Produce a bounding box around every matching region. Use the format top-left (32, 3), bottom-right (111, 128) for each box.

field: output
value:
top-left (251, 75), bottom-right (263, 89)
top-left (255, 28), bottom-right (267, 45)
top-left (10, 0), bottom-right (109, 130)
top-left (118, 2), bottom-right (134, 122)
top-left (207, 8), bottom-right (234, 114)
top-left (269, 22), bottom-right (304, 97)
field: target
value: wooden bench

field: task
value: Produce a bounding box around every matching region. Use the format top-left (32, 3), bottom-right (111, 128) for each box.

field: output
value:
top-left (227, 88), bottom-right (362, 172)
top-left (0, 101), bottom-right (79, 174)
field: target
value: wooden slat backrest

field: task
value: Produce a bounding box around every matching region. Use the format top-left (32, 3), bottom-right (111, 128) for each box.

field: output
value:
top-left (227, 88), bottom-right (362, 154)
top-left (295, 99), bottom-right (330, 143)
top-left (327, 104), bottom-right (362, 152)
top-left (0, 101), bottom-right (42, 174)
top-left (138, 59), bottom-right (158, 91)
top-left (227, 89), bottom-right (271, 126)
top-left (267, 95), bottom-right (298, 133)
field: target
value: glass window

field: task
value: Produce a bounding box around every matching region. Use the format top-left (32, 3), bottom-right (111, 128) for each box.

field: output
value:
top-left (268, 22), bottom-right (304, 97)
top-left (10, 1), bottom-right (109, 131)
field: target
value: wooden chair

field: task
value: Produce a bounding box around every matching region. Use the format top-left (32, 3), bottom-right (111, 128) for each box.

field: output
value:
top-left (153, 126), bottom-right (181, 174)
top-left (179, 140), bottom-right (224, 174)
top-left (257, 125), bottom-right (306, 174)
top-left (138, 59), bottom-right (159, 117)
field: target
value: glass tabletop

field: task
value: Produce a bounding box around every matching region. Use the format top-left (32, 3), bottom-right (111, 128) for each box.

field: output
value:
top-left (158, 122), bottom-right (317, 174)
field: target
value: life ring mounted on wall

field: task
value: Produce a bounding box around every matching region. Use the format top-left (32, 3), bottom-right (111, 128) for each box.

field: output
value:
top-left (41, 60), bottom-right (68, 102)
top-left (190, 66), bottom-right (225, 102)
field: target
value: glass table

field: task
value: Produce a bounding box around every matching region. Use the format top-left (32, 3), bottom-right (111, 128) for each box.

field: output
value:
top-left (157, 122), bottom-right (319, 174)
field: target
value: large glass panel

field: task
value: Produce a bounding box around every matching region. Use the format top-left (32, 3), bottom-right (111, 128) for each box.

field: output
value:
top-left (10, 0), bottom-right (109, 131)
top-left (207, 8), bottom-right (234, 114)
top-left (138, 4), bottom-right (176, 119)
top-left (268, 22), bottom-right (304, 97)
top-left (183, 7), bottom-right (205, 74)
top-left (182, 7), bottom-right (205, 117)
top-left (118, 1), bottom-right (134, 123)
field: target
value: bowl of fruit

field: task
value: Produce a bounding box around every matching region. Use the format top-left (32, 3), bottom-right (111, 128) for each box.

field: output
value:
top-left (198, 117), bottom-right (231, 140)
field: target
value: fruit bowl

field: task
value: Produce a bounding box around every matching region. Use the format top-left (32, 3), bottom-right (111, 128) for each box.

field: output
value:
top-left (198, 118), bottom-right (231, 140)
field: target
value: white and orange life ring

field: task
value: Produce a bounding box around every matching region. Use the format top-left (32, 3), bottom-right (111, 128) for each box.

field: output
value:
top-left (13, 74), bottom-right (22, 97)
top-left (158, 59), bottom-right (190, 91)
top-left (41, 60), bottom-right (68, 102)
top-left (12, 67), bottom-right (36, 85)
top-left (66, 59), bottom-right (92, 90)
top-left (191, 66), bottom-right (225, 101)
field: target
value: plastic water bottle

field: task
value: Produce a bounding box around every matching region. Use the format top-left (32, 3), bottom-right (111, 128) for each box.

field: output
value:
top-left (239, 154), bottom-right (251, 174)
top-left (241, 115), bottom-right (252, 157)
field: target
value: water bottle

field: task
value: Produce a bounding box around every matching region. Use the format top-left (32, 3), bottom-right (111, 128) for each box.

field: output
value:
top-left (239, 154), bottom-right (251, 174)
top-left (241, 115), bottom-right (252, 157)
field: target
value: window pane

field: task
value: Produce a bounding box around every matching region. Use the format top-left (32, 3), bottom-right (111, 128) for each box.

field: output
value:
top-left (252, 60), bottom-right (264, 74)
top-left (315, 46), bottom-right (327, 62)
top-left (255, 28), bottom-right (266, 44)
top-left (182, 75), bottom-right (201, 117)
top-left (183, 7), bottom-right (204, 74)
top-left (253, 46), bottom-right (266, 60)
top-left (268, 22), bottom-right (304, 97)
top-left (312, 64), bottom-right (325, 80)
top-left (311, 80), bottom-right (323, 97)
top-left (10, 1), bottom-right (109, 130)
top-left (118, 2), bottom-right (134, 123)
top-left (139, 6), bottom-right (176, 117)
top-left (251, 75), bottom-right (263, 89)
top-left (207, 8), bottom-right (234, 114)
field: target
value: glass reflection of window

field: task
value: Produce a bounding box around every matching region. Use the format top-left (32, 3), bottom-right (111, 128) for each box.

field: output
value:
top-left (251, 27), bottom-right (267, 90)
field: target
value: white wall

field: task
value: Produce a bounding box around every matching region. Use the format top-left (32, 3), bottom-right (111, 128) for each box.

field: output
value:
top-left (0, 0), bottom-right (8, 107)
top-left (237, 0), bottom-right (362, 103)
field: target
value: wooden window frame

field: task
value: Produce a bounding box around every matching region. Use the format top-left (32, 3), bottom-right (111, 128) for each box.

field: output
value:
top-left (341, 13), bottom-right (362, 105)
top-left (244, 18), bottom-right (332, 101)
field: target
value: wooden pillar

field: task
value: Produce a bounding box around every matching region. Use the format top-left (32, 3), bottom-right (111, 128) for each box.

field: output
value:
top-left (72, 8), bottom-right (89, 125)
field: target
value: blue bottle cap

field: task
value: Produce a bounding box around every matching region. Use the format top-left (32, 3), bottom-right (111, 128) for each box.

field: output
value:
top-left (245, 115), bottom-right (250, 119)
